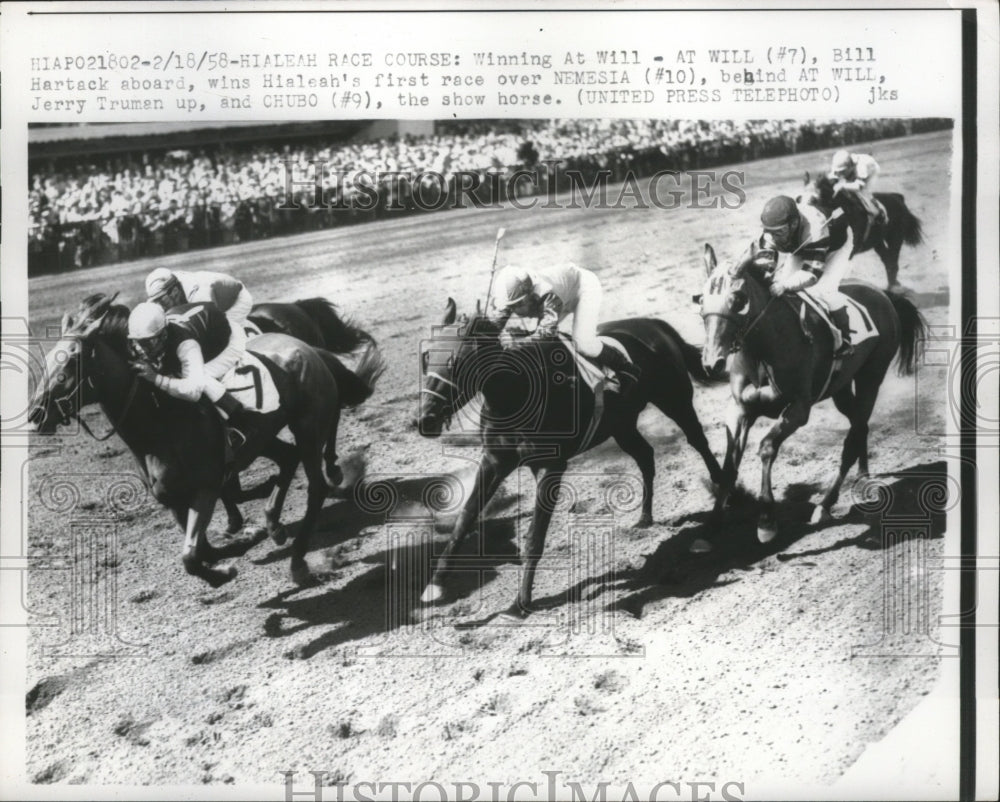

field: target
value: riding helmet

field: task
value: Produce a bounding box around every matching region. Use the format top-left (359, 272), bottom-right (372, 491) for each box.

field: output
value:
top-left (760, 195), bottom-right (799, 230)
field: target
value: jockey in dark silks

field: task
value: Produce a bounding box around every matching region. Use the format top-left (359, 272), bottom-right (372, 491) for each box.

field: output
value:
top-left (489, 263), bottom-right (641, 391)
top-left (128, 301), bottom-right (263, 435)
top-left (748, 195), bottom-right (854, 357)
top-left (828, 149), bottom-right (887, 237)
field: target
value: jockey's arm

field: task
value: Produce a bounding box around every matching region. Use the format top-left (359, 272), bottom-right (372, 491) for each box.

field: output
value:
top-left (198, 271), bottom-right (251, 322)
top-left (151, 340), bottom-right (207, 402)
top-left (527, 293), bottom-right (564, 340)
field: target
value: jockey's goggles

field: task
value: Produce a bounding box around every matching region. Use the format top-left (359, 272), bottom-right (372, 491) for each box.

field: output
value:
top-left (762, 222), bottom-right (795, 238)
top-left (130, 331), bottom-right (167, 362)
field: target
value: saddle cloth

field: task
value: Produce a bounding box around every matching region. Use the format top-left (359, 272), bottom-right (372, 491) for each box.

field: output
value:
top-left (222, 350), bottom-right (281, 414)
top-left (557, 333), bottom-right (631, 392)
top-left (796, 290), bottom-right (879, 349)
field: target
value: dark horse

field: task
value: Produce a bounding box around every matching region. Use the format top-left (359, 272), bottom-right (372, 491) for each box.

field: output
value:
top-left (249, 297), bottom-right (374, 352)
top-left (416, 298), bottom-right (723, 615)
top-left (699, 244), bottom-right (926, 545)
top-left (28, 293), bottom-right (386, 587)
top-left (798, 171), bottom-right (924, 290)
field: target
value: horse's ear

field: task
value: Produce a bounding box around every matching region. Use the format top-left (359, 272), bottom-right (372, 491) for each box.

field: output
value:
top-left (443, 297), bottom-right (457, 325)
top-left (78, 309), bottom-right (109, 338)
top-left (475, 298), bottom-right (482, 317)
top-left (60, 312), bottom-right (73, 335)
top-left (804, 170), bottom-right (810, 185)
top-left (703, 244), bottom-right (717, 275)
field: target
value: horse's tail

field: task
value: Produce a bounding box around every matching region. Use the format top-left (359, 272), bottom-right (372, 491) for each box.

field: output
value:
top-left (886, 290), bottom-right (927, 376)
top-left (316, 342), bottom-right (387, 408)
top-left (295, 297), bottom-right (374, 354)
top-left (895, 201), bottom-right (925, 247)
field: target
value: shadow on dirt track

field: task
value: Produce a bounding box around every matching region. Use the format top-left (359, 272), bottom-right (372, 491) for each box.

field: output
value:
top-left (251, 461), bottom-right (947, 654)
top-left (528, 460), bottom-right (948, 620)
top-left (254, 473), bottom-right (522, 659)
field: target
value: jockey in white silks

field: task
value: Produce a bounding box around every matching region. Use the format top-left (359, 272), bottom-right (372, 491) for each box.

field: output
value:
top-left (749, 194), bottom-right (855, 357)
top-left (828, 148), bottom-right (886, 226)
top-left (490, 263), bottom-right (641, 390)
top-left (145, 268), bottom-right (255, 384)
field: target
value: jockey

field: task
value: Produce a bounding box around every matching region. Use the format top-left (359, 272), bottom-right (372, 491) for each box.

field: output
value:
top-left (146, 266), bottom-right (256, 337)
top-left (489, 263), bottom-right (641, 390)
top-left (828, 149), bottom-right (886, 226)
top-left (146, 268), bottom-right (254, 384)
top-left (751, 194), bottom-right (854, 357)
top-left (127, 300), bottom-right (263, 434)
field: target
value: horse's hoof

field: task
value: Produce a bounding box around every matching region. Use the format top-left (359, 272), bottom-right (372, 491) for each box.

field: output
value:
top-left (208, 564), bottom-right (237, 588)
top-left (810, 504), bottom-right (832, 525)
top-left (420, 583), bottom-right (444, 604)
top-left (290, 559), bottom-right (317, 588)
top-left (689, 538), bottom-right (713, 554)
top-left (635, 514), bottom-right (654, 529)
top-left (225, 517), bottom-right (244, 536)
top-left (757, 522), bottom-right (779, 543)
top-left (245, 525), bottom-right (267, 540)
top-left (504, 601), bottom-right (531, 620)
top-left (269, 523), bottom-right (288, 546)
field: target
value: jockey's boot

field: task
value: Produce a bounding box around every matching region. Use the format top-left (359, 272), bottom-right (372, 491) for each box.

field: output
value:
top-left (216, 391), bottom-right (265, 443)
top-left (598, 344), bottom-right (642, 396)
top-left (830, 307), bottom-right (854, 358)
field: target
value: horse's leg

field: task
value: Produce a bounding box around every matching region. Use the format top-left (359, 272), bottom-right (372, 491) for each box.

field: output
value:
top-left (421, 453), bottom-right (513, 604)
top-left (220, 474), bottom-right (244, 535)
top-left (513, 464), bottom-right (566, 616)
top-left (612, 424), bottom-right (655, 527)
top-left (812, 388), bottom-right (862, 524)
top-left (655, 394), bottom-right (722, 486)
top-left (287, 432), bottom-right (329, 588)
top-left (874, 240), bottom-right (901, 290)
top-left (263, 439), bottom-right (300, 546)
top-left (181, 490), bottom-right (237, 587)
top-left (323, 405), bottom-right (343, 488)
top-left (757, 399), bottom-right (811, 543)
top-left (713, 399), bottom-right (754, 517)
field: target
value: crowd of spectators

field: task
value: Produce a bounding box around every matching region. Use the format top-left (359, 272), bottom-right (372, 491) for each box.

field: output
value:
top-left (28, 117), bottom-right (950, 275)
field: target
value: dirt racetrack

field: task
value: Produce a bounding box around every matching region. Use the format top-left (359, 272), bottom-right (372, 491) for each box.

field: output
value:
top-left (24, 130), bottom-right (956, 793)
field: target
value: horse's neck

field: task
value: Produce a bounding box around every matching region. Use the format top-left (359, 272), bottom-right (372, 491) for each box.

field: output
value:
top-left (744, 279), bottom-right (798, 363)
top-left (92, 340), bottom-right (166, 453)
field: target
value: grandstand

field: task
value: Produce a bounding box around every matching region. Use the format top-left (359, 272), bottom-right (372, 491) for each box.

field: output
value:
top-left (28, 118), bottom-right (951, 276)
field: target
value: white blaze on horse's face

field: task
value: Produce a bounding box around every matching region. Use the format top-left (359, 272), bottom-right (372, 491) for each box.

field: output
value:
top-left (700, 268), bottom-right (748, 374)
top-left (418, 326), bottom-right (465, 437)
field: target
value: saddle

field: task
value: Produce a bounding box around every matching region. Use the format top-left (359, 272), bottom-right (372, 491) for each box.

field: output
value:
top-left (556, 333), bottom-right (632, 393)
top-left (795, 290), bottom-right (879, 352)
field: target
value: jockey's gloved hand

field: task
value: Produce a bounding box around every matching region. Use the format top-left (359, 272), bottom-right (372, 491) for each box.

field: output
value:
top-left (753, 249), bottom-right (778, 271)
top-left (130, 361), bottom-right (157, 382)
top-left (769, 279), bottom-right (787, 297)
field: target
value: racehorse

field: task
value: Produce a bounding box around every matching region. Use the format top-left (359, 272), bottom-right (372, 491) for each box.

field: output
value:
top-left (28, 293), bottom-right (386, 588)
top-left (249, 297), bottom-right (374, 352)
top-left (798, 172), bottom-right (924, 290)
top-left (699, 244), bottom-right (926, 544)
top-left (416, 298), bottom-right (723, 616)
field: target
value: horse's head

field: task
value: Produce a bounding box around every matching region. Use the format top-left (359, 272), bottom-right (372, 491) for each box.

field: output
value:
top-left (796, 170), bottom-right (836, 216)
top-left (417, 297), bottom-right (499, 438)
top-left (698, 244), bottom-right (759, 377)
top-left (27, 292), bottom-right (125, 434)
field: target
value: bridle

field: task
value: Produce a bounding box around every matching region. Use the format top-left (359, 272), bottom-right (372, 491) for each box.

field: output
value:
top-left (49, 339), bottom-right (141, 442)
top-left (700, 295), bottom-right (776, 353)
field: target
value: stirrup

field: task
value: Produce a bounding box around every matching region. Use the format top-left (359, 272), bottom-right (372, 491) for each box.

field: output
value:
top-left (226, 426), bottom-right (248, 453)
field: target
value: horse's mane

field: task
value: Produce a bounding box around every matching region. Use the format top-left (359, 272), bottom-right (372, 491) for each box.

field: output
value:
top-left (75, 292), bottom-right (130, 355)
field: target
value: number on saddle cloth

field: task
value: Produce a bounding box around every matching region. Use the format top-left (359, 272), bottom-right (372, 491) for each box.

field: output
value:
top-left (221, 352), bottom-right (281, 414)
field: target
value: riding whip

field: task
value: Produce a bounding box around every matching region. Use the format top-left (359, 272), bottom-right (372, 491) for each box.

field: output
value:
top-left (483, 227), bottom-right (507, 314)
